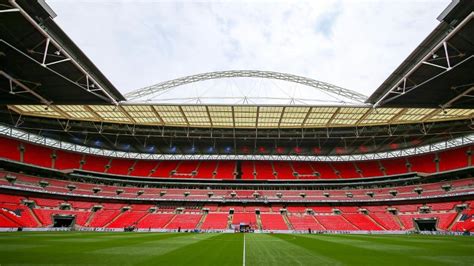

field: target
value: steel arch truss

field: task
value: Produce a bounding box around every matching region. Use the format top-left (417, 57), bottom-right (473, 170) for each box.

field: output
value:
top-left (124, 70), bottom-right (368, 103)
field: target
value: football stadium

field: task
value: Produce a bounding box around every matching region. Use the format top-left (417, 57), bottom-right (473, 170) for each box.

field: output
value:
top-left (0, 0), bottom-right (473, 265)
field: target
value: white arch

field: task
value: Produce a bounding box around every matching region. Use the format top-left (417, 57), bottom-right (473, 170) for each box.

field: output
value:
top-left (124, 70), bottom-right (368, 103)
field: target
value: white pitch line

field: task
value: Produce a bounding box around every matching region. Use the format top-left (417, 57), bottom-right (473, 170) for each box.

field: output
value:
top-left (243, 234), bottom-right (246, 266)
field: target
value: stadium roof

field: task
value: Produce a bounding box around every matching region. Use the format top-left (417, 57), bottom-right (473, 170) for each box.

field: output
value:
top-left (368, 1), bottom-right (474, 108)
top-left (7, 104), bottom-right (474, 129)
top-left (0, 0), bottom-right (125, 104)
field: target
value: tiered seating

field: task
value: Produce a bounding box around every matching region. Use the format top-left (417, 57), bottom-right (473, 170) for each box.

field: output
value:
top-left (241, 161), bottom-right (255, 180)
top-left (260, 214), bottom-right (288, 230)
top-left (68, 201), bottom-right (95, 209)
top-left (107, 211), bottom-right (147, 228)
top-left (332, 162), bottom-right (359, 179)
top-left (273, 162), bottom-right (294, 179)
top-left (214, 161), bottom-right (235, 179)
top-left (0, 214), bottom-right (19, 227)
top-left (408, 154), bottom-right (436, 173)
top-left (286, 206), bottom-right (307, 213)
top-left (0, 205), bottom-right (38, 227)
top-left (254, 161), bottom-right (275, 180)
top-left (129, 160), bottom-right (158, 177)
top-left (314, 215), bottom-right (358, 230)
top-left (292, 161), bottom-right (314, 179)
top-left (107, 159), bottom-right (135, 175)
top-left (151, 161), bottom-right (179, 178)
top-left (165, 213), bottom-right (202, 229)
top-left (81, 155), bottom-right (109, 173)
top-left (0, 189), bottom-right (472, 231)
top-left (311, 162), bottom-right (338, 179)
top-left (232, 213), bottom-right (256, 225)
top-left (23, 143), bottom-right (52, 168)
top-left (0, 194), bottom-right (23, 204)
top-left (137, 213), bottom-right (175, 228)
top-left (172, 161), bottom-right (199, 178)
top-left (54, 150), bottom-right (82, 170)
top-left (369, 212), bottom-right (402, 230)
top-left (201, 213), bottom-right (229, 230)
top-left (342, 213), bottom-right (382, 230)
top-left (3, 169), bottom-right (473, 201)
top-left (311, 206), bottom-right (334, 213)
top-left (0, 137), bottom-right (20, 161)
top-left (380, 158), bottom-right (408, 175)
top-left (452, 210), bottom-right (474, 232)
top-left (356, 160), bottom-right (383, 177)
top-left (195, 161), bottom-right (216, 179)
top-left (439, 147), bottom-right (469, 172)
top-left (428, 202), bottom-right (458, 211)
top-left (1, 137), bottom-right (472, 180)
top-left (337, 206), bottom-right (359, 213)
top-left (88, 210), bottom-right (121, 227)
top-left (31, 198), bottom-right (62, 207)
top-left (394, 204), bottom-right (420, 212)
top-left (288, 215), bottom-right (324, 230)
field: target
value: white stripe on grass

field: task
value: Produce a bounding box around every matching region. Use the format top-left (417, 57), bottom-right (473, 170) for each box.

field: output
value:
top-left (243, 234), bottom-right (246, 266)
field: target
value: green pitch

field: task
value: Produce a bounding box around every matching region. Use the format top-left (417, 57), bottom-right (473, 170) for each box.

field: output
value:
top-left (0, 232), bottom-right (473, 265)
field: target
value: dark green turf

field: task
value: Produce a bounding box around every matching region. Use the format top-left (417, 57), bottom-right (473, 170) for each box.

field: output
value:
top-left (0, 232), bottom-right (472, 265)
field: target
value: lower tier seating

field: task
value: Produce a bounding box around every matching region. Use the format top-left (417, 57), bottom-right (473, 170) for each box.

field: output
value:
top-left (0, 192), bottom-right (472, 232)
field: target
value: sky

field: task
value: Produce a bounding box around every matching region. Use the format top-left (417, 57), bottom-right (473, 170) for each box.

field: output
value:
top-left (47, 0), bottom-right (450, 103)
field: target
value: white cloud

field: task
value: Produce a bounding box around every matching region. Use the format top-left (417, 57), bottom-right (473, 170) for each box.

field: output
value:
top-left (46, 0), bottom-right (450, 101)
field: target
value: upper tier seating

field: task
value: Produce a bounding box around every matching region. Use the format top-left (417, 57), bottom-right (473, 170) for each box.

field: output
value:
top-left (151, 161), bottom-right (179, 178)
top-left (380, 158), bottom-right (408, 176)
top-left (195, 161), bottom-right (217, 179)
top-left (241, 161), bottom-right (255, 180)
top-left (214, 161), bottom-right (235, 180)
top-left (129, 160), bottom-right (158, 177)
top-left (0, 137), bottom-right (20, 161)
top-left (273, 162), bottom-right (294, 179)
top-left (255, 161), bottom-right (275, 180)
top-left (23, 143), bottom-right (52, 168)
top-left (0, 136), bottom-right (471, 180)
top-left (356, 160), bottom-right (383, 178)
top-left (172, 161), bottom-right (199, 178)
top-left (82, 155), bottom-right (109, 173)
top-left (408, 153), bottom-right (436, 173)
top-left (107, 159), bottom-right (135, 175)
top-left (54, 150), bottom-right (82, 170)
top-left (311, 162), bottom-right (338, 179)
top-left (438, 147), bottom-right (470, 172)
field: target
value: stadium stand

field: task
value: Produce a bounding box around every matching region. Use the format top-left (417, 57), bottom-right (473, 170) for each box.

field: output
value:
top-left (0, 137), bottom-right (472, 181)
top-left (0, 0), bottom-right (472, 236)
